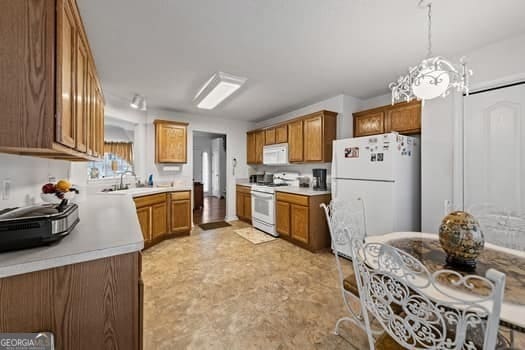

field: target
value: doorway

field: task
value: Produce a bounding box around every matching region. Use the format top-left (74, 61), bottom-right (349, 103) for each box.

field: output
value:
top-left (192, 131), bottom-right (227, 224)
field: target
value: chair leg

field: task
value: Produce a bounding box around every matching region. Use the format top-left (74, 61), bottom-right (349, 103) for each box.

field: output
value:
top-left (334, 316), bottom-right (353, 336)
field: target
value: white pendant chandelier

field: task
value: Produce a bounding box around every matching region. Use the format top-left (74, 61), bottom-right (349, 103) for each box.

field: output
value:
top-left (389, 0), bottom-right (472, 104)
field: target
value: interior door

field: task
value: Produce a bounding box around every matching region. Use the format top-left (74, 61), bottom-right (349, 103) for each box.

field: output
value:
top-left (464, 84), bottom-right (525, 216)
top-left (211, 138), bottom-right (221, 198)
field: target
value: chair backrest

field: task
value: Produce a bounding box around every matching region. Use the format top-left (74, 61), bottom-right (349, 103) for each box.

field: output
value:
top-left (321, 197), bottom-right (366, 254)
top-left (350, 239), bottom-right (506, 350)
top-left (468, 203), bottom-right (525, 250)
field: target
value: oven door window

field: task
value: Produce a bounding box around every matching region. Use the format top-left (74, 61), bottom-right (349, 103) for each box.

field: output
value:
top-left (254, 197), bottom-right (270, 216)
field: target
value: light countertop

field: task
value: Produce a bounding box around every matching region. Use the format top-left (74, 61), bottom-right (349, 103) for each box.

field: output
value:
top-left (236, 181), bottom-right (331, 196)
top-left (99, 186), bottom-right (192, 198)
top-left (275, 187), bottom-right (331, 196)
top-left (0, 194), bottom-right (144, 278)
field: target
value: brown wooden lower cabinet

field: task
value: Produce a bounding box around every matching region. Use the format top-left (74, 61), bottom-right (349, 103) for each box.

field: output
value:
top-left (0, 252), bottom-right (142, 350)
top-left (275, 192), bottom-right (331, 251)
top-left (171, 199), bottom-right (191, 234)
top-left (236, 185), bottom-right (252, 223)
top-left (275, 200), bottom-right (290, 237)
top-left (134, 191), bottom-right (191, 249)
top-left (151, 201), bottom-right (168, 240)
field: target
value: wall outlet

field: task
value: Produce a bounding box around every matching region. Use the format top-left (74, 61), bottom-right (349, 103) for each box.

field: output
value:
top-left (2, 179), bottom-right (11, 200)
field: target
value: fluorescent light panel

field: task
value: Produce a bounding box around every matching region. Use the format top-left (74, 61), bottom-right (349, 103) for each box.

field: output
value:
top-left (194, 72), bottom-right (246, 110)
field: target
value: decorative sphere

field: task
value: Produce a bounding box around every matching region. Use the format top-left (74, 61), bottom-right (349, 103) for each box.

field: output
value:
top-left (413, 66), bottom-right (450, 100)
top-left (438, 211), bottom-right (484, 269)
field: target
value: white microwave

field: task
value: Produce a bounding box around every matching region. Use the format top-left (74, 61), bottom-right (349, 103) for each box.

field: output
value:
top-left (263, 143), bottom-right (288, 165)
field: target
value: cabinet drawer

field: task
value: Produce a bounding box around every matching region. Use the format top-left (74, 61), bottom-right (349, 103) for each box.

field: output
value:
top-left (236, 185), bottom-right (252, 194)
top-left (275, 192), bottom-right (309, 206)
top-left (171, 191), bottom-right (190, 200)
top-left (134, 193), bottom-right (167, 208)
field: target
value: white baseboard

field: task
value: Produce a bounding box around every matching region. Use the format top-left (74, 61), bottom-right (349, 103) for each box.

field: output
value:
top-left (224, 215), bottom-right (239, 222)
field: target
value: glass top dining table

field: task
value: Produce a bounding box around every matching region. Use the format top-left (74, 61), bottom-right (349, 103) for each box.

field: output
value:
top-left (366, 232), bottom-right (525, 333)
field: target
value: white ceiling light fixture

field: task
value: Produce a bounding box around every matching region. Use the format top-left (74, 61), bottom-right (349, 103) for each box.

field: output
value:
top-left (389, 0), bottom-right (472, 104)
top-left (130, 94), bottom-right (147, 111)
top-left (194, 72), bottom-right (247, 110)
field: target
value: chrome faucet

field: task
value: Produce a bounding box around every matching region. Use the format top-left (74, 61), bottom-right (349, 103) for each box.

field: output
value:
top-left (119, 170), bottom-right (136, 190)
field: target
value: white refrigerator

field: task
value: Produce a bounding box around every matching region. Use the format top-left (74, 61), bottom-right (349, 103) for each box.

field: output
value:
top-left (332, 133), bottom-right (421, 257)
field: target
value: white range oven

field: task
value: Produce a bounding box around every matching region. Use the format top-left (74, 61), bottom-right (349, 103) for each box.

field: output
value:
top-left (251, 185), bottom-right (278, 237)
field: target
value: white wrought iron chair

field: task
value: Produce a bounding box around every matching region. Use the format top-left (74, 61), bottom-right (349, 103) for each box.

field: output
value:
top-left (321, 198), bottom-right (382, 337)
top-left (350, 238), bottom-right (508, 350)
top-left (468, 203), bottom-right (525, 251)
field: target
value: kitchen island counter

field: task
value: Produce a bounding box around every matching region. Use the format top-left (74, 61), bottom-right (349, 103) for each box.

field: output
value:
top-left (0, 194), bottom-right (144, 278)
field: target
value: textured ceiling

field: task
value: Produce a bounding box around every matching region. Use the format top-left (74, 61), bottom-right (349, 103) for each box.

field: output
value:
top-left (77, 0), bottom-right (525, 121)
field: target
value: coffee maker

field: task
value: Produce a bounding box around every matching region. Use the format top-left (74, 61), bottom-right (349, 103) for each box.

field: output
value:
top-left (312, 168), bottom-right (327, 191)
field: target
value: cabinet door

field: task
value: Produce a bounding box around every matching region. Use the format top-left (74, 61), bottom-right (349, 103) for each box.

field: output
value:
top-left (265, 128), bottom-right (275, 145)
top-left (171, 200), bottom-right (191, 233)
top-left (87, 69), bottom-right (97, 156)
top-left (255, 130), bottom-right (265, 164)
top-left (75, 34), bottom-right (88, 152)
top-left (156, 123), bottom-right (187, 163)
top-left (354, 112), bottom-right (384, 137)
top-left (275, 125), bottom-right (288, 143)
top-left (151, 202), bottom-right (167, 239)
top-left (243, 193), bottom-right (252, 220)
top-left (385, 103), bottom-right (421, 134)
top-left (288, 120), bottom-right (304, 162)
top-left (96, 88), bottom-right (104, 156)
top-left (236, 190), bottom-right (244, 218)
top-left (291, 204), bottom-right (309, 244)
top-left (275, 201), bottom-right (290, 237)
top-left (246, 132), bottom-right (256, 164)
top-left (56, 0), bottom-right (77, 148)
top-left (303, 115), bottom-right (323, 162)
top-left (136, 207), bottom-right (152, 242)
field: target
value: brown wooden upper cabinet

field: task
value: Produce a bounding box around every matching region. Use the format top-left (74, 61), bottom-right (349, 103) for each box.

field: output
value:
top-left (275, 125), bottom-right (288, 143)
top-left (0, 0), bottom-right (104, 161)
top-left (255, 130), bottom-right (265, 163)
top-left (288, 119), bottom-right (304, 162)
top-left (264, 124), bottom-right (287, 145)
top-left (265, 128), bottom-right (276, 145)
top-left (353, 100), bottom-right (421, 137)
top-left (288, 110), bottom-right (337, 163)
top-left (246, 130), bottom-right (265, 165)
top-left (154, 120), bottom-right (188, 163)
top-left (246, 132), bottom-right (256, 164)
top-left (246, 110), bottom-right (337, 165)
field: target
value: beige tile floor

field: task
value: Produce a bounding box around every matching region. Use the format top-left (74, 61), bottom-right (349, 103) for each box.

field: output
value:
top-left (142, 221), bottom-right (523, 350)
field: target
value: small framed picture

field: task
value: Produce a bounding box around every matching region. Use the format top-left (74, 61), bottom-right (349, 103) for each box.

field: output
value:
top-left (377, 153), bottom-right (384, 162)
top-left (371, 153), bottom-right (377, 162)
top-left (345, 147), bottom-right (360, 158)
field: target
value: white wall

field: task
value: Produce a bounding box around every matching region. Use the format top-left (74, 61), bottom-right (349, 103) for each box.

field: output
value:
top-left (145, 109), bottom-right (255, 221)
top-left (359, 93), bottom-right (391, 110)
top-left (0, 154), bottom-right (70, 207)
